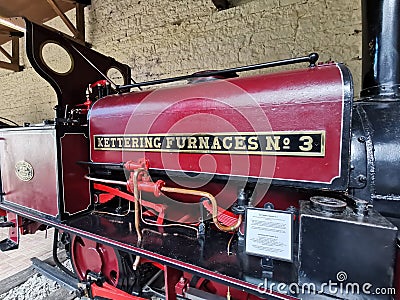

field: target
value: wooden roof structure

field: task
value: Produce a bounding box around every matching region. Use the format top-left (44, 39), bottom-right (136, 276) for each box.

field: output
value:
top-left (0, 0), bottom-right (90, 71)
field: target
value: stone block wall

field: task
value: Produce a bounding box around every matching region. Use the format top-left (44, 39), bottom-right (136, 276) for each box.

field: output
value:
top-left (0, 0), bottom-right (361, 124)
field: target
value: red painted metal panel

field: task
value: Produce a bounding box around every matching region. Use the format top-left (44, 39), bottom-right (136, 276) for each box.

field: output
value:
top-left (165, 266), bottom-right (183, 300)
top-left (0, 127), bottom-right (58, 216)
top-left (61, 133), bottom-right (90, 215)
top-left (90, 64), bottom-right (348, 185)
top-left (7, 212), bottom-right (20, 245)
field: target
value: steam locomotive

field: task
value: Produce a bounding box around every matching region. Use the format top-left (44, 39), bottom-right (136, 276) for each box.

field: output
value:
top-left (0, 1), bottom-right (399, 299)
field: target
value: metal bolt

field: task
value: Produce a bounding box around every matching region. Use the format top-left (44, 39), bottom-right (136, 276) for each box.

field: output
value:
top-left (357, 174), bottom-right (367, 183)
top-left (358, 136), bottom-right (366, 143)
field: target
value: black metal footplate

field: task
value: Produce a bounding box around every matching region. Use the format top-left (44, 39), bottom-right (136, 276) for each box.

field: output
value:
top-left (0, 238), bottom-right (18, 251)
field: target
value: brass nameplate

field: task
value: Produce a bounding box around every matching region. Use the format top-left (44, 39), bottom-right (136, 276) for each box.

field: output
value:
top-left (93, 131), bottom-right (325, 157)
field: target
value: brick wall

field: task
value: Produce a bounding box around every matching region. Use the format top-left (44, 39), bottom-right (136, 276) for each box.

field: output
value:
top-left (0, 0), bottom-right (361, 124)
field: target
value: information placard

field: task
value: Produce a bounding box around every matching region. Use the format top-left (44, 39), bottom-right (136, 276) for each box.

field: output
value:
top-left (245, 208), bottom-right (293, 261)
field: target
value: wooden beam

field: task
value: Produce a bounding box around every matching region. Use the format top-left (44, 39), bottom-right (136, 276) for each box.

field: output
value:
top-left (0, 30), bottom-right (11, 36)
top-left (75, 3), bottom-right (85, 42)
top-left (11, 36), bottom-right (19, 65)
top-left (46, 0), bottom-right (80, 38)
top-left (0, 45), bottom-right (12, 61)
top-left (0, 18), bottom-right (26, 33)
top-left (0, 35), bottom-right (22, 71)
top-left (0, 61), bottom-right (21, 72)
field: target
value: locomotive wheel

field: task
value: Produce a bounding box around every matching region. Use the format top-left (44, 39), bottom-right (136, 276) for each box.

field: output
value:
top-left (71, 235), bottom-right (122, 286)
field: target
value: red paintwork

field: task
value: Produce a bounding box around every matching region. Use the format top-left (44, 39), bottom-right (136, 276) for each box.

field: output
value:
top-left (0, 128), bottom-right (59, 216)
top-left (174, 276), bottom-right (188, 295)
top-left (0, 209), bottom-right (5, 217)
top-left (165, 266), bottom-right (183, 300)
top-left (90, 64), bottom-right (347, 186)
top-left (133, 180), bottom-right (165, 197)
top-left (6, 212), bottom-right (20, 245)
top-left (203, 200), bottom-right (239, 227)
top-left (0, 129), bottom-right (90, 218)
top-left (71, 235), bottom-right (121, 286)
top-left (93, 183), bottom-right (166, 224)
top-left (124, 158), bottom-right (149, 171)
top-left (91, 80), bottom-right (109, 88)
top-left (126, 172), bottom-right (165, 197)
top-left (140, 258), bottom-right (165, 271)
top-left (99, 193), bottom-right (115, 204)
top-left (61, 134), bottom-right (90, 215)
top-left (91, 282), bottom-right (147, 300)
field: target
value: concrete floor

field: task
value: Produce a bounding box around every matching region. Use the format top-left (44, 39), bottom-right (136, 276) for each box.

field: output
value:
top-left (0, 227), bottom-right (54, 281)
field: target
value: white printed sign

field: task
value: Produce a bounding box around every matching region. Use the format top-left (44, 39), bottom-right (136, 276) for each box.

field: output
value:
top-left (245, 208), bottom-right (293, 261)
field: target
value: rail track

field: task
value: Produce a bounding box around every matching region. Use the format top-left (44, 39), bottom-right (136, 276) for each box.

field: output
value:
top-left (0, 253), bottom-right (78, 300)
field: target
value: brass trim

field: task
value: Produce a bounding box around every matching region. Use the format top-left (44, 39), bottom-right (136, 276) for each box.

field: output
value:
top-left (15, 161), bottom-right (34, 182)
top-left (93, 130), bottom-right (326, 157)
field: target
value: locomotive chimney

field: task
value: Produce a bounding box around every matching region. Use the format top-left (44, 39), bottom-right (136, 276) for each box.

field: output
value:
top-left (361, 0), bottom-right (400, 98)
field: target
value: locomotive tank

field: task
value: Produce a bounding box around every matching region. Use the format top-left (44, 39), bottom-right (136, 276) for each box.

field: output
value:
top-left (89, 63), bottom-right (352, 191)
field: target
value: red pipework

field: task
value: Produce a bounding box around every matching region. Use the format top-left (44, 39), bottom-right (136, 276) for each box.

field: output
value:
top-left (91, 281), bottom-right (147, 300)
top-left (90, 80), bottom-right (109, 88)
top-left (76, 99), bottom-right (92, 109)
top-left (93, 183), bottom-right (166, 225)
top-left (124, 159), bottom-right (149, 171)
top-left (127, 180), bottom-right (165, 197)
top-left (175, 277), bottom-right (189, 296)
top-left (124, 159), bottom-right (165, 197)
